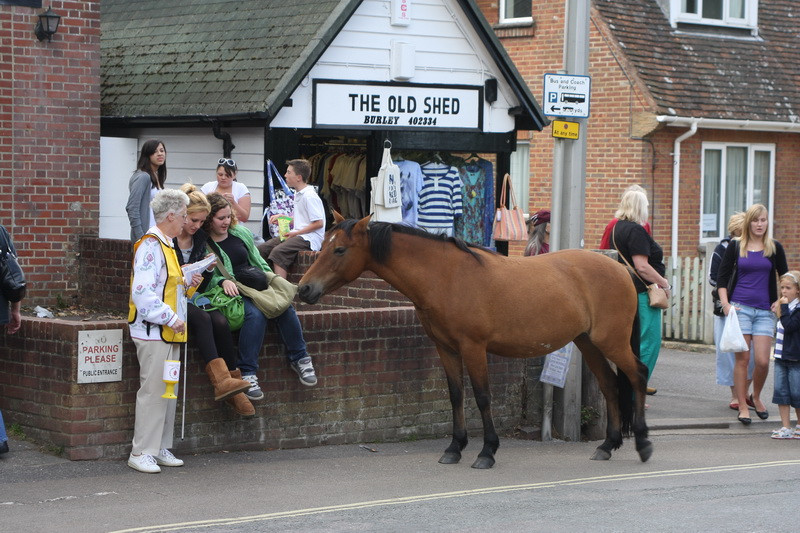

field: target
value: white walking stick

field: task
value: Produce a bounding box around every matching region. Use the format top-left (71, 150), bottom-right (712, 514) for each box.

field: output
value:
top-left (181, 342), bottom-right (187, 440)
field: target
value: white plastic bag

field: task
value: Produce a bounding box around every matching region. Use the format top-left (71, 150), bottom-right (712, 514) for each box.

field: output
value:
top-left (720, 307), bottom-right (748, 353)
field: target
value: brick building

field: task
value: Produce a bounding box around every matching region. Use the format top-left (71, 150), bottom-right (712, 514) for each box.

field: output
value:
top-left (477, 0), bottom-right (799, 265)
top-left (0, 1), bottom-right (101, 305)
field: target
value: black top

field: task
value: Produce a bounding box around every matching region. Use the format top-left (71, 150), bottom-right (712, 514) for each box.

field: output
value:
top-left (172, 228), bottom-right (213, 293)
top-left (612, 220), bottom-right (665, 293)
top-left (213, 234), bottom-right (249, 269)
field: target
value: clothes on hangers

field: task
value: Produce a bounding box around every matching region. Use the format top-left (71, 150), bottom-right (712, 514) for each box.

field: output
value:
top-left (396, 159), bottom-right (424, 226)
top-left (454, 158), bottom-right (494, 246)
top-left (418, 161), bottom-right (463, 236)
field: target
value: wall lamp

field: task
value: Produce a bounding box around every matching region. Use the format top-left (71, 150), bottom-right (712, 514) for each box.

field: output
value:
top-left (34, 7), bottom-right (61, 42)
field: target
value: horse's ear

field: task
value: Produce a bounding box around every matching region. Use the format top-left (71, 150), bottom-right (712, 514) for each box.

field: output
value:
top-left (363, 213), bottom-right (373, 225)
top-left (354, 214), bottom-right (371, 235)
top-left (333, 210), bottom-right (345, 224)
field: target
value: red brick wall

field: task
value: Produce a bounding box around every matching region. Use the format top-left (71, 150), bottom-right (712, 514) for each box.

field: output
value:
top-left (0, 311), bottom-right (525, 460)
top-left (0, 1), bottom-right (101, 306)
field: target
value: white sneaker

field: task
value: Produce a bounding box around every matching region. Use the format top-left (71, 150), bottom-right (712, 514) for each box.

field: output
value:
top-left (242, 374), bottom-right (265, 400)
top-left (128, 453), bottom-right (160, 473)
top-left (154, 448), bottom-right (184, 467)
top-left (771, 427), bottom-right (794, 439)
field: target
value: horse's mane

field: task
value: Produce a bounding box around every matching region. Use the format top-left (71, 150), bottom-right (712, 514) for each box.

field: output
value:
top-left (334, 219), bottom-right (491, 265)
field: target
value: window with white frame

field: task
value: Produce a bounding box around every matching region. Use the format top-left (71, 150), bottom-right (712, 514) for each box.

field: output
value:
top-left (670, 0), bottom-right (758, 32)
top-left (700, 142), bottom-right (774, 241)
top-left (500, 0), bottom-right (532, 24)
top-left (509, 141), bottom-right (530, 216)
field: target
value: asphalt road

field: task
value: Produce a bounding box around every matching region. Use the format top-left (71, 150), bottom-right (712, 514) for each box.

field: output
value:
top-left (2, 346), bottom-right (797, 533)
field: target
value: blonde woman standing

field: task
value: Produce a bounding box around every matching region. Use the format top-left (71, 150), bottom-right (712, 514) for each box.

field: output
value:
top-left (717, 204), bottom-right (788, 425)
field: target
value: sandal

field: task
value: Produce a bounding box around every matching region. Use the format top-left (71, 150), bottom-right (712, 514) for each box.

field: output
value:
top-left (729, 401), bottom-right (739, 411)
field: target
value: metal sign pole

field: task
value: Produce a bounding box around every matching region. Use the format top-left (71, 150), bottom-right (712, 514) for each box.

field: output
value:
top-left (545, 0), bottom-right (590, 442)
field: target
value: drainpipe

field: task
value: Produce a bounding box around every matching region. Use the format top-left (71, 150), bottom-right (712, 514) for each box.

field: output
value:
top-left (670, 119), bottom-right (698, 265)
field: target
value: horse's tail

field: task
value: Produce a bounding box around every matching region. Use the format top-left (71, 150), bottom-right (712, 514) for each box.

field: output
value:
top-left (618, 307), bottom-right (641, 437)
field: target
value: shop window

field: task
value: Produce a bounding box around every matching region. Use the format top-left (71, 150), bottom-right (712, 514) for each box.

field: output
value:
top-left (700, 142), bottom-right (774, 242)
top-left (509, 141), bottom-right (530, 216)
top-left (500, 0), bottom-right (532, 25)
top-left (670, 0), bottom-right (757, 33)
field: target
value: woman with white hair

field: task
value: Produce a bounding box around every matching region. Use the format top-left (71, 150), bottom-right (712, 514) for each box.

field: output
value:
top-left (609, 188), bottom-right (670, 383)
top-left (127, 188), bottom-right (196, 473)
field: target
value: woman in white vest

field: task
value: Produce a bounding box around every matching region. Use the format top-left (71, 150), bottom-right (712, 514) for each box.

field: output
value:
top-left (127, 189), bottom-right (195, 474)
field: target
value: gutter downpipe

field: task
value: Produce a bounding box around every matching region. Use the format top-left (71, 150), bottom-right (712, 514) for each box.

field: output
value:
top-left (670, 119), bottom-right (699, 265)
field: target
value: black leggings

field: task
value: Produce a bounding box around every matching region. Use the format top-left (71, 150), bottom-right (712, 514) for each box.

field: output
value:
top-left (186, 303), bottom-right (237, 369)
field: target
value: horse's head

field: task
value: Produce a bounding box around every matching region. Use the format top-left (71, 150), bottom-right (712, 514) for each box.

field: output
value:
top-left (298, 213), bottom-right (372, 304)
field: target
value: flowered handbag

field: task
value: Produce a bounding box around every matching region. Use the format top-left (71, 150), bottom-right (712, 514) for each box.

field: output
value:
top-left (263, 159), bottom-right (294, 239)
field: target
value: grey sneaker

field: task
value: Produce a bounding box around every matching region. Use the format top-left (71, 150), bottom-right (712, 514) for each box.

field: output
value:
top-left (242, 374), bottom-right (265, 400)
top-left (290, 356), bottom-right (318, 386)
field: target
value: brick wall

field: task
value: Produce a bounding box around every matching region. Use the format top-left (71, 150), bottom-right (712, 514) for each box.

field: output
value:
top-left (0, 1), bottom-right (101, 307)
top-left (0, 310), bottom-right (525, 460)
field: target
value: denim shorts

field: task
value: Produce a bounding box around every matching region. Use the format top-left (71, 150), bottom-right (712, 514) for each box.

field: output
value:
top-left (732, 302), bottom-right (775, 337)
top-left (772, 359), bottom-right (800, 408)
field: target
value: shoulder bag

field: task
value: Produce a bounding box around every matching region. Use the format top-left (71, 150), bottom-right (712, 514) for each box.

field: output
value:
top-left (202, 284), bottom-right (245, 331)
top-left (210, 250), bottom-right (297, 319)
top-left (0, 227), bottom-right (26, 302)
top-left (612, 224), bottom-right (669, 310)
top-left (492, 173), bottom-right (527, 241)
top-left (263, 159), bottom-right (294, 239)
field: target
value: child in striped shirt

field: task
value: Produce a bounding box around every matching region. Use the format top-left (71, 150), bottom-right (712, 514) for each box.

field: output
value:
top-left (770, 271), bottom-right (800, 439)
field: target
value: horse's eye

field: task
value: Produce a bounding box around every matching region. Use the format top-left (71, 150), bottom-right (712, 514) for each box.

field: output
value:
top-left (334, 247), bottom-right (346, 256)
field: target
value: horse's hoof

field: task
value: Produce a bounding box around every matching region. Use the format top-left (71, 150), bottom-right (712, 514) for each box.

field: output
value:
top-left (471, 456), bottom-right (495, 469)
top-left (637, 442), bottom-right (653, 463)
top-left (438, 452), bottom-right (461, 464)
top-left (590, 448), bottom-right (612, 461)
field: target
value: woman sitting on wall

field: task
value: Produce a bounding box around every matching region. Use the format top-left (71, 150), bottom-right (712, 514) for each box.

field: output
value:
top-left (174, 183), bottom-right (253, 417)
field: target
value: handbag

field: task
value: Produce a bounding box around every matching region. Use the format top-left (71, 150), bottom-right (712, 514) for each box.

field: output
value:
top-left (234, 264), bottom-right (268, 291)
top-left (720, 306), bottom-right (748, 352)
top-left (212, 254), bottom-right (297, 320)
top-left (202, 285), bottom-right (245, 331)
top-left (0, 226), bottom-right (26, 302)
top-left (611, 225), bottom-right (669, 310)
top-left (369, 143), bottom-right (403, 223)
top-left (263, 159), bottom-right (294, 239)
top-left (492, 173), bottom-right (527, 241)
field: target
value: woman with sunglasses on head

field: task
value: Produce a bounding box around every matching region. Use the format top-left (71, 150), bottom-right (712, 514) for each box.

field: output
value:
top-left (126, 139), bottom-right (167, 242)
top-left (201, 158), bottom-right (251, 222)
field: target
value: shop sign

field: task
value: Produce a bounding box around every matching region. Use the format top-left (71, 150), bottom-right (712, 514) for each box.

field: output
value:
top-left (313, 80), bottom-right (483, 131)
top-left (77, 329), bottom-right (123, 383)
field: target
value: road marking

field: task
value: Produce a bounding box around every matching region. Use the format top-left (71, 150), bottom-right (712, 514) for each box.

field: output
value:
top-left (110, 460), bottom-right (800, 532)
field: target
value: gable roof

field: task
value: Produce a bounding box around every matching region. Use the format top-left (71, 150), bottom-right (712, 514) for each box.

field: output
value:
top-left (101, 0), bottom-right (547, 130)
top-left (594, 0), bottom-right (800, 123)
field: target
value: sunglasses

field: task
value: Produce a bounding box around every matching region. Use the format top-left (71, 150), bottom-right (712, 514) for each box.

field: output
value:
top-left (218, 158), bottom-right (236, 167)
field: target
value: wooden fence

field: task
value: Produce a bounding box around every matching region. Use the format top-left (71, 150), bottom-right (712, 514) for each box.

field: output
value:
top-left (661, 243), bottom-right (717, 344)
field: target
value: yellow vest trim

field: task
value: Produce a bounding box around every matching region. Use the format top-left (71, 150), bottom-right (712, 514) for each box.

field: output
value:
top-left (128, 233), bottom-right (187, 343)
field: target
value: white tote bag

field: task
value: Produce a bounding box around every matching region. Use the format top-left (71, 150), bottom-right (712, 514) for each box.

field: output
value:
top-left (369, 146), bottom-right (402, 223)
top-left (720, 307), bottom-right (748, 353)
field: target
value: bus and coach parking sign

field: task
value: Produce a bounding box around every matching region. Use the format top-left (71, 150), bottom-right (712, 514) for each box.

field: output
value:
top-left (543, 73), bottom-right (591, 119)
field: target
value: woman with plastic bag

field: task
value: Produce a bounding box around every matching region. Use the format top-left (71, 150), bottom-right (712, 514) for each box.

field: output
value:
top-left (709, 212), bottom-right (754, 411)
top-left (716, 204), bottom-right (788, 425)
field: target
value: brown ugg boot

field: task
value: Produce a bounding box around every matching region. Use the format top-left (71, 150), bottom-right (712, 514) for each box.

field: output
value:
top-left (205, 358), bottom-right (251, 401)
top-left (226, 369), bottom-right (256, 417)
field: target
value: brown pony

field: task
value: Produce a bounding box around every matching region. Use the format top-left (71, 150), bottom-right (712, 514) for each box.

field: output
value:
top-left (298, 215), bottom-right (651, 469)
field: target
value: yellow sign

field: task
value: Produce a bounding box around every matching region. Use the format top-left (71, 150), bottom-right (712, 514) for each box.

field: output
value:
top-left (552, 120), bottom-right (579, 140)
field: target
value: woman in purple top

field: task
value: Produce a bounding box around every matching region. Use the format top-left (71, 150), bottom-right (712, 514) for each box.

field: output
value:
top-left (717, 204), bottom-right (788, 425)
